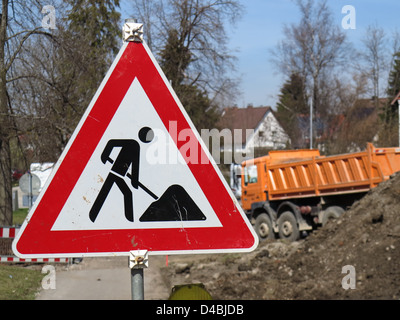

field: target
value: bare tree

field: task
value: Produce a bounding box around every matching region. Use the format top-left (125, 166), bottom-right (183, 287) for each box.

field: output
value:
top-left (361, 25), bottom-right (388, 109)
top-left (0, 0), bottom-right (121, 225)
top-left (129, 0), bottom-right (243, 108)
top-left (272, 0), bottom-right (349, 147)
top-left (12, 0), bottom-right (121, 161)
top-left (129, 0), bottom-right (160, 51)
top-left (0, 0), bottom-right (56, 225)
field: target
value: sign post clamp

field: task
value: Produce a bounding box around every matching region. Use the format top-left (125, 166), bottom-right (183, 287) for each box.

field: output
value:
top-left (129, 250), bottom-right (148, 300)
top-left (123, 18), bottom-right (143, 43)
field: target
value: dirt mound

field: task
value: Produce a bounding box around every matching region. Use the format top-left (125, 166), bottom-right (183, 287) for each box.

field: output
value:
top-left (163, 172), bottom-right (400, 299)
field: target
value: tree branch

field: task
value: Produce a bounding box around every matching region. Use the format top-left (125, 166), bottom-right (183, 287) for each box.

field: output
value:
top-left (5, 28), bottom-right (54, 72)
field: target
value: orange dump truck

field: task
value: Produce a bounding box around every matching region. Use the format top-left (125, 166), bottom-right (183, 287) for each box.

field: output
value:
top-left (241, 143), bottom-right (400, 241)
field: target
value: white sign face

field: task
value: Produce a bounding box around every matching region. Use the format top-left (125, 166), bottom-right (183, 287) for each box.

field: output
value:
top-left (52, 78), bottom-right (222, 231)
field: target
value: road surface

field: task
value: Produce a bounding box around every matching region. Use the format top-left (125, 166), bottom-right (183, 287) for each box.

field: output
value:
top-left (36, 256), bottom-right (170, 300)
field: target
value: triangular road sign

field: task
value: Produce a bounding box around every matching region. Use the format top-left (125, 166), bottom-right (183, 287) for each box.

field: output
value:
top-left (13, 41), bottom-right (258, 258)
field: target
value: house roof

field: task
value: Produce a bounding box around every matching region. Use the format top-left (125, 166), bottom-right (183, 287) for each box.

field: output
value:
top-left (390, 91), bottom-right (400, 105)
top-left (217, 105), bottom-right (272, 144)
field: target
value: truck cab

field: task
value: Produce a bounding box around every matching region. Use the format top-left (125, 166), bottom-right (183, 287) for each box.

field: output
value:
top-left (241, 157), bottom-right (268, 213)
top-left (241, 149), bottom-right (322, 241)
top-left (242, 149), bottom-right (320, 213)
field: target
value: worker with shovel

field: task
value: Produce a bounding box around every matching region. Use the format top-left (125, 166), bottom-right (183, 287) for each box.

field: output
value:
top-left (89, 127), bottom-right (155, 222)
top-left (89, 126), bottom-right (206, 223)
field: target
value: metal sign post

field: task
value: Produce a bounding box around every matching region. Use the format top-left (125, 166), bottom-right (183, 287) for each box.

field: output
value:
top-left (28, 171), bottom-right (33, 209)
top-left (129, 250), bottom-right (148, 300)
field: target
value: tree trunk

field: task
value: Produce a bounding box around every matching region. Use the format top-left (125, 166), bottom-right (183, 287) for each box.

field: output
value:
top-left (0, 135), bottom-right (12, 226)
top-left (0, 0), bottom-right (13, 226)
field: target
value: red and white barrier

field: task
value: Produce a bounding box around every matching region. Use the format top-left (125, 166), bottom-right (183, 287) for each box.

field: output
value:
top-left (0, 227), bottom-right (18, 238)
top-left (0, 256), bottom-right (69, 263)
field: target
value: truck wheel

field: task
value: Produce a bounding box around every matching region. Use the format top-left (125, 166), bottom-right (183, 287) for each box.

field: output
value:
top-left (322, 206), bottom-right (345, 227)
top-left (278, 211), bottom-right (300, 242)
top-left (255, 213), bottom-right (275, 241)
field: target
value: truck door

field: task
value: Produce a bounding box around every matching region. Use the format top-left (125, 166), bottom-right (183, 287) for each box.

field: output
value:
top-left (242, 164), bottom-right (263, 211)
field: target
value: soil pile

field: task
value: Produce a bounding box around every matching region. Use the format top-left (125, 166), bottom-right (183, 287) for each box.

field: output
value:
top-left (163, 172), bottom-right (400, 299)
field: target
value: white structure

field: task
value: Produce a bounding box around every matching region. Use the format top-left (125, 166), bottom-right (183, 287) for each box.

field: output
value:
top-left (218, 106), bottom-right (290, 153)
top-left (30, 163), bottom-right (54, 192)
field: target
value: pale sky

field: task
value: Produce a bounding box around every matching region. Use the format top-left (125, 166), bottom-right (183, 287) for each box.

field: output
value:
top-left (121, 0), bottom-right (400, 109)
top-left (228, 0), bottom-right (400, 108)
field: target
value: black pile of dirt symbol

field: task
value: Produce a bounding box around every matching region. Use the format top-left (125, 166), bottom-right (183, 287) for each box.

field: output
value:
top-left (139, 184), bottom-right (207, 222)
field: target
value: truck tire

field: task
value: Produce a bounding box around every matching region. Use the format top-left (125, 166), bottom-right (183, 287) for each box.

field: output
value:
top-left (322, 206), bottom-right (345, 227)
top-left (254, 213), bottom-right (275, 241)
top-left (278, 211), bottom-right (300, 242)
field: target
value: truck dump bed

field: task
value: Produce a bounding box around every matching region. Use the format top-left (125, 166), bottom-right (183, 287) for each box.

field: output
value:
top-left (243, 144), bottom-right (400, 204)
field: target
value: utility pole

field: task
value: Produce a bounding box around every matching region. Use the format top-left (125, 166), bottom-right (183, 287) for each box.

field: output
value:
top-left (309, 97), bottom-right (313, 149)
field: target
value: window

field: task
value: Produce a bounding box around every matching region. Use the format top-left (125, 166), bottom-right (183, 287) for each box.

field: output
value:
top-left (244, 165), bottom-right (258, 185)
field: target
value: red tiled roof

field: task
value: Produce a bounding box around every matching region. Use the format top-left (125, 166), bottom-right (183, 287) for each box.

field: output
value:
top-left (217, 106), bottom-right (272, 144)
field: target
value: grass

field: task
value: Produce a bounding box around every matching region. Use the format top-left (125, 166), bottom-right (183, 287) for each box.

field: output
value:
top-left (0, 208), bottom-right (42, 300)
top-left (0, 264), bottom-right (43, 300)
top-left (12, 208), bottom-right (29, 226)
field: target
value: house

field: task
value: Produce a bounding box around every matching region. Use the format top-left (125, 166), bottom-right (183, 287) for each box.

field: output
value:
top-left (217, 105), bottom-right (290, 153)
